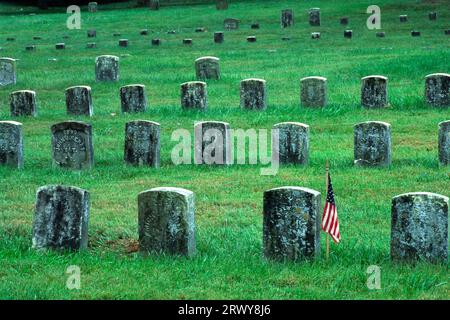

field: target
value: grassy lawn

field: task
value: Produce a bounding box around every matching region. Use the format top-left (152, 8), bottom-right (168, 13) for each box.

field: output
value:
top-left (0, 0), bottom-right (449, 299)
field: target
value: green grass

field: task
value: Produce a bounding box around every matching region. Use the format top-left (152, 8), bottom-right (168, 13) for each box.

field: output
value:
top-left (0, 0), bottom-right (449, 299)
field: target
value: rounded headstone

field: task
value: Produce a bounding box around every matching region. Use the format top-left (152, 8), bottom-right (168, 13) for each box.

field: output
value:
top-left (344, 30), bottom-right (353, 38)
top-left (65, 86), bottom-right (93, 116)
top-left (195, 56), bottom-right (220, 80)
top-left (87, 30), bottom-right (96, 38)
top-left (32, 185), bottom-right (90, 251)
top-left (399, 15), bottom-right (408, 22)
top-left (181, 81), bottom-right (207, 111)
top-left (411, 31), bottom-right (421, 37)
top-left (183, 39), bottom-right (193, 45)
top-left (0, 121), bottom-right (23, 169)
top-left (376, 32), bottom-right (386, 38)
top-left (138, 187), bottom-right (195, 256)
top-left (95, 55), bottom-right (119, 82)
top-left (120, 84), bottom-right (147, 113)
top-left (438, 120), bottom-right (450, 166)
top-left (311, 32), bottom-right (321, 39)
top-left (309, 8), bottom-right (321, 26)
top-left (361, 75), bottom-right (388, 108)
top-left (88, 2), bottom-right (97, 12)
top-left (354, 121), bottom-right (392, 167)
top-left (300, 76), bottom-right (327, 108)
top-left (391, 192), bottom-right (448, 264)
top-left (124, 120), bottom-right (160, 167)
top-left (10, 90), bottom-right (37, 117)
top-left (224, 18), bottom-right (239, 30)
top-left (214, 32), bottom-right (224, 43)
top-left (151, 38), bottom-right (161, 46)
top-left (340, 17), bottom-right (349, 25)
top-left (240, 78), bottom-right (267, 110)
top-left (246, 36), bottom-right (257, 42)
top-left (119, 39), bottom-right (129, 47)
top-left (281, 9), bottom-right (294, 28)
top-left (263, 186), bottom-right (321, 261)
top-left (428, 12), bottom-right (437, 20)
top-left (55, 43), bottom-right (65, 50)
top-left (273, 122), bottom-right (309, 165)
top-left (0, 58), bottom-right (16, 86)
top-left (194, 121), bottom-right (231, 165)
top-left (251, 23), bottom-right (260, 29)
top-left (425, 73), bottom-right (449, 107)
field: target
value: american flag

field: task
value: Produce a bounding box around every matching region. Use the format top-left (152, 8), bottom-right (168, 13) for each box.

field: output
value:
top-left (322, 172), bottom-right (341, 243)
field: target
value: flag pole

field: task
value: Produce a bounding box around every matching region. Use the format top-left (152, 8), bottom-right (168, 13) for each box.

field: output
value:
top-left (325, 159), bottom-right (330, 260)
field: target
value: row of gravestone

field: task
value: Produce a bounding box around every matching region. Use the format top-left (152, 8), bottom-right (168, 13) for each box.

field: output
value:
top-left (1, 120), bottom-right (449, 169)
top-left (1, 56), bottom-right (448, 108)
top-left (30, 184), bottom-right (448, 264)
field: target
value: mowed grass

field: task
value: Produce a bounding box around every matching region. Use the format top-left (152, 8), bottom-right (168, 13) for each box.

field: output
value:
top-left (0, 0), bottom-right (449, 299)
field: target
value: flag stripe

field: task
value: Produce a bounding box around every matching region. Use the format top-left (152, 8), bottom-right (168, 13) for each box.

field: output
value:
top-left (321, 171), bottom-right (340, 243)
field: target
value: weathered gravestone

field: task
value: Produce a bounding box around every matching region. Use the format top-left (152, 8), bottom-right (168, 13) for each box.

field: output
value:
top-left (140, 29), bottom-right (149, 35)
top-left (124, 120), bottom-right (160, 167)
top-left (411, 31), bottom-right (421, 37)
top-left (151, 38), bottom-right (161, 46)
top-left (0, 121), bottom-right (23, 169)
top-left (429, 12), bottom-right (437, 20)
top-left (0, 58), bottom-right (16, 86)
top-left (65, 86), bottom-right (93, 116)
top-left (10, 90), bottom-right (37, 117)
top-left (247, 36), bottom-right (257, 43)
top-left (88, 2), bottom-right (97, 13)
top-left (194, 121), bottom-right (231, 165)
top-left (361, 75), bottom-right (388, 108)
top-left (55, 43), bottom-right (65, 50)
top-left (425, 73), bottom-right (449, 107)
top-left (344, 30), bottom-right (353, 38)
top-left (183, 39), bottom-right (193, 45)
top-left (138, 187), bottom-right (195, 256)
top-left (224, 18), bottom-right (239, 30)
top-left (51, 121), bottom-right (94, 170)
top-left (263, 186), bottom-right (321, 261)
top-left (120, 84), bottom-right (147, 113)
top-left (251, 23), bottom-right (260, 29)
top-left (281, 9), bottom-right (294, 28)
top-left (376, 32), bottom-right (386, 38)
top-left (86, 42), bottom-right (96, 49)
top-left (273, 122), bottom-right (309, 165)
top-left (300, 76), bottom-right (327, 108)
top-left (309, 8), bottom-right (321, 26)
top-left (240, 78), bottom-right (267, 110)
top-left (438, 120), bottom-right (450, 166)
top-left (399, 15), bottom-right (408, 22)
top-left (87, 30), bottom-right (96, 38)
top-left (354, 121), bottom-right (391, 167)
top-left (26, 45), bottom-right (36, 51)
top-left (391, 192), bottom-right (448, 264)
top-left (32, 185), bottom-right (90, 251)
top-left (311, 32), bottom-right (321, 39)
top-left (181, 81), bottom-right (208, 111)
top-left (95, 55), bottom-right (119, 82)
top-left (119, 39), bottom-right (129, 47)
top-left (214, 32), bottom-right (224, 43)
top-left (340, 17), bottom-right (349, 25)
top-left (149, 0), bottom-right (160, 10)
top-left (195, 56), bottom-right (220, 80)
top-left (216, 0), bottom-right (228, 10)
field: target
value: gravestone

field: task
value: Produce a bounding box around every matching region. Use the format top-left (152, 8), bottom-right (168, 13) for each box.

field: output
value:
top-left (55, 43), bottom-right (65, 50)
top-left (344, 30), bottom-right (353, 38)
top-left (224, 18), bottom-right (239, 30)
top-left (32, 185), bottom-right (90, 251)
top-left (10, 90), bottom-right (37, 117)
top-left (281, 9), bottom-right (294, 28)
top-left (429, 12), bottom-right (437, 20)
top-left (6, 37), bottom-right (15, 41)
top-left (251, 23), bottom-right (260, 29)
top-left (183, 39), bottom-right (193, 45)
top-left (65, 86), bottom-right (93, 116)
top-left (438, 120), bottom-right (450, 166)
top-left (376, 32), bottom-right (386, 38)
top-left (151, 39), bottom-right (161, 46)
top-left (411, 31), bottom-right (421, 37)
top-left (86, 42), bottom-right (96, 49)
top-left (120, 84), bottom-right (147, 113)
top-left (51, 121), bottom-right (94, 170)
top-left (247, 36), bottom-right (256, 42)
top-left (354, 121), bottom-right (392, 167)
top-left (194, 121), bottom-right (231, 165)
top-left (26, 45), bottom-right (36, 51)
top-left (113, 32), bottom-right (121, 37)
top-left (95, 55), bottom-right (119, 82)
top-left (181, 81), bottom-right (207, 111)
top-left (340, 17), bottom-right (349, 25)
top-left (119, 39), bottom-right (129, 47)
top-left (87, 30), bottom-right (96, 38)
top-left (214, 32), bottom-right (224, 43)
top-left (138, 187), bottom-right (195, 256)
top-left (311, 32), bottom-right (320, 39)
top-left (425, 73), bottom-right (449, 107)
top-left (124, 120), bottom-right (160, 167)
top-left (149, 0), bottom-right (159, 10)
top-left (140, 29), bottom-right (149, 35)
top-left (195, 56), bottom-right (220, 80)
top-left (273, 122), bottom-right (309, 165)
top-left (361, 75), bottom-right (388, 108)
top-left (263, 186), bottom-right (321, 261)
top-left (216, 0), bottom-right (228, 10)
top-left (0, 58), bottom-right (16, 86)
top-left (195, 27), bottom-right (206, 33)
top-left (33, 36), bottom-right (42, 40)
top-left (88, 2), bottom-right (97, 12)
top-left (399, 15), bottom-right (407, 22)
top-left (240, 78), bottom-right (267, 110)
top-left (445, 29), bottom-right (450, 35)
top-left (309, 8), bottom-right (321, 26)
top-left (0, 121), bottom-right (23, 169)
top-left (300, 76), bottom-right (327, 108)
top-left (391, 192), bottom-right (448, 263)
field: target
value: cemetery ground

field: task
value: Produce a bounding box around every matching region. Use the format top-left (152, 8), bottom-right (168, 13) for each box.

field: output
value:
top-left (0, 0), bottom-right (449, 299)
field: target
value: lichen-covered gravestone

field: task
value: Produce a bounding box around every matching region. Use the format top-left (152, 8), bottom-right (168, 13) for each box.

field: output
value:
top-left (51, 121), bottom-right (94, 170)
top-left (224, 18), bottom-right (239, 30)
top-left (214, 32), bottom-right (224, 43)
top-left (88, 2), bottom-right (97, 12)
top-left (0, 58), bottom-right (16, 86)
top-left (95, 55), bottom-right (119, 82)
top-left (300, 76), bottom-right (327, 108)
top-left (399, 15), bottom-right (407, 22)
top-left (32, 185), bottom-right (90, 251)
top-left (240, 78), bottom-right (267, 110)
top-left (194, 121), bottom-right (231, 165)
top-left (263, 186), bottom-right (321, 261)
top-left (195, 56), bottom-right (220, 80)
top-left (10, 90), bottom-right (37, 117)
top-left (438, 120), bottom-right (450, 166)
top-left (309, 8), bottom-right (321, 26)
top-left (0, 121), bottom-right (23, 169)
top-left (425, 73), bottom-right (449, 107)
top-left (138, 187), bottom-right (195, 257)
top-left (120, 84), bottom-right (147, 113)
top-left (65, 86), bottom-right (93, 116)
top-left (281, 9), bottom-right (294, 28)
top-left (124, 120), bottom-right (160, 167)
top-left (181, 81), bottom-right (207, 110)
top-left (391, 192), bottom-right (448, 264)
top-left (354, 121), bottom-right (392, 166)
top-left (216, 0), bottom-right (228, 10)
top-left (273, 122), bottom-right (309, 165)
top-left (361, 75), bottom-right (388, 108)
